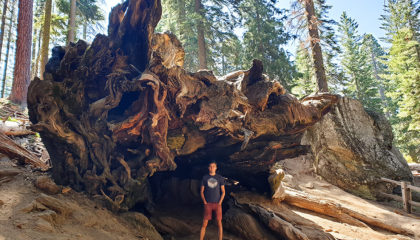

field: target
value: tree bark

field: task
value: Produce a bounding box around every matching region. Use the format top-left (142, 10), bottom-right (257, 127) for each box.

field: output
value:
top-left (67, 0), bottom-right (76, 44)
top-left (0, 0), bottom-right (9, 66)
top-left (10, 0), bottom-right (33, 106)
top-left (303, 0), bottom-right (328, 92)
top-left (195, 0), bottom-right (207, 69)
top-left (0, 132), bottom-right (49, 170)
top-left (27, 0), bottom-right (338, 210)
top-left (284, 188), bottom-right (414, 236)
top-left (1, 0), bottom-right (16, 98)
top-left (40, 0), bottom-right (52, 78)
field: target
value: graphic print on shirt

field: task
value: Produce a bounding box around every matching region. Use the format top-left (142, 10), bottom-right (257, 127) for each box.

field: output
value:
top-left (207, 177), bottom-right (218, 188)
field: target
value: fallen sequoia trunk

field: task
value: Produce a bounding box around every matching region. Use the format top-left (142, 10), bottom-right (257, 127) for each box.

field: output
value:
top-left (27, 0), bottom-right (337, 209)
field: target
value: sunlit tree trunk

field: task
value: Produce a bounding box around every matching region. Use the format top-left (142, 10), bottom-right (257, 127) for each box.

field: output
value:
top-left (0, 0), bottom-right (9, 66)
top-left (1, 0), bottom-right (16, 98)
top-left (67, 0), bottom-right (76, 44)
top-left (40, 0), bottom-right (52, 78)
top-left (195, 0), bottom-right (207, 69)
top-left (302, 0), bottom-right (329, 92)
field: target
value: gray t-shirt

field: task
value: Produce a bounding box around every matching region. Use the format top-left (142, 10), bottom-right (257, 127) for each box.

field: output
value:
top-left (201, 174), bottom-right (225, 203)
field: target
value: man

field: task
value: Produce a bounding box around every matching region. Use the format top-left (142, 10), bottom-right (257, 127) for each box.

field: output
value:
top-left (200, 160), bottom-right (225, 240)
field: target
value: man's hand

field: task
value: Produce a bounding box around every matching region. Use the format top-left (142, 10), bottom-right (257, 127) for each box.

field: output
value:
top-left (218, 185), bottom-right (225, 205)
top-left (200, 185), bottom-right (207, 205)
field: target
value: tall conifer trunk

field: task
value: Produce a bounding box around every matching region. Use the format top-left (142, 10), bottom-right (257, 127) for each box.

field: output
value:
top-left (195, 0), bottom-right (207, 69)
top-left (303, 0), bottom-right (329, 92)
top-left (10, 0), bottom-right (33, 106)
top-left (40, 0), bottom-right (52, 78)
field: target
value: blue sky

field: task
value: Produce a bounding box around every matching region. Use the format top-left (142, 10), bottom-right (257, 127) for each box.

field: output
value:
top-left (102, 0), bottom-right (388, 54)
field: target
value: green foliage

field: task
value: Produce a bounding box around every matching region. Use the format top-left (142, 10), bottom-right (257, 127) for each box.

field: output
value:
top-left (338, 12), bottom-right (382, 112)
top-left (289, 0), bottom-right (342, 92)
top-left (55, 0), bottom-right (105, 41)
top-left (157, 0), bottom-right (296, 83)
top-left (240, 0), bottom-right (296, 89)
top-left (291, 42), bottom-right (315, 97)
top-left (380, 0), bottom-right (420, 161)
top-left (383, 28), bottom-right (420, 160)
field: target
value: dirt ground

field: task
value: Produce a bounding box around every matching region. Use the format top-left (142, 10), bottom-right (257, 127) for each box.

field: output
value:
top-left (2, 153), bottom-right (420, 240)
top-left (280, 155), bottom-right (420, 240)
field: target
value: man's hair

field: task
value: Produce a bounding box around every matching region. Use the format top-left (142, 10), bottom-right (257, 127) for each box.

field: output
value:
top-left (208, 160), bottom-right (217, 166)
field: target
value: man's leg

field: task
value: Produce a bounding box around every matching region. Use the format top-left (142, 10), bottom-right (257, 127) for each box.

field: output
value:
top-left (200, 219), bottom-right (208, 240)
top-left (216, 204), bottom-right (223, 240)
top-left (217, 219), bottom-right (223, 240)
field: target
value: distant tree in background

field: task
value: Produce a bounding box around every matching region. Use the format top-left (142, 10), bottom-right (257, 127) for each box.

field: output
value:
top-left (240, 0), bottom-right (296, 89)
top-left (360, 34), bottom-right (391, 117)
top-left (0, 0), bottom-right (9, 69)
top-left (40, 0), bottom-right (52, 78)
top-left (67, 0), bottom-right (76, 44)
top-left (338, 12), bottom-right (381, 111)
top-left (1, 0), bottom-right (16, 98)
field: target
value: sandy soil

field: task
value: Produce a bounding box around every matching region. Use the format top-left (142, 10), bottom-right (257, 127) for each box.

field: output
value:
top-left (281, 155), bottom-right (420, 240)
top-left (1, 151), bottom-right (419, 240)
top-left (0, 155), bottom-right (155, 240)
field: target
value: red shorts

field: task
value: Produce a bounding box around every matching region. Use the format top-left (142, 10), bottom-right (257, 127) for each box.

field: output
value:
top-left (203, 203), bottom-right (222, 221)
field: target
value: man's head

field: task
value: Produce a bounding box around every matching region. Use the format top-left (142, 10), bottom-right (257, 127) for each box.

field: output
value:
top-left (208, 160), bottom-right (217, 175)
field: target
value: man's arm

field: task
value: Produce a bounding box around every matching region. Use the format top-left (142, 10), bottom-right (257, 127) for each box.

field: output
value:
top-left (218, 185), bottom-right (225, 205)
top-left (200, 185), bottom-right (207, 204)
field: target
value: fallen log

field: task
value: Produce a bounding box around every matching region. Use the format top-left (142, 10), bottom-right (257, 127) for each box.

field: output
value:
top-left (27, 0), bottom-right (338, 209)
top-left (283, 188), bottom-right (414, 236)
top-left (0, 132), bottom-right (49, 170)
top-left (232, 192), bottom-right (336, 240)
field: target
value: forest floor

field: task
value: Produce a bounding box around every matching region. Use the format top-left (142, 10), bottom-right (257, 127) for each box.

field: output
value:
top-left (1, 98), bottom-right (420, 240)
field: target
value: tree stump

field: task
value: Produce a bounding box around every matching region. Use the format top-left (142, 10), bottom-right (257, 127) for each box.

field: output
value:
top-left (27, 0), bottom-right (338, 209)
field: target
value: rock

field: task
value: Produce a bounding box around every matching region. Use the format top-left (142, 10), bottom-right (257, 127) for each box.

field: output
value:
top-left (303, 182), bottom-right (314, 189)
top-left (150, 216), bottom-right (195, 237)
top-left (34, 218), bottom-right (54, 232)
top-left (302, 97), bottom-right (413, 199)
top-left (282, 174), bottom-right (299, 189)
top-left (224, 207), bottom-right (277, 240)
top-left (268, 164), bottom-right (286, 200)
top-left (122, 212), bottom-right (163, 240)
top-left (20, 200), bottom-right (48, 213)
top-left (35, 176), bottom-right (60, 194)
top-left (36, 210), bottom-right (58, 224)
top-left (0, 199), bottom-right (4, 206)
top-left (35, 194), bottom-right (73, 216)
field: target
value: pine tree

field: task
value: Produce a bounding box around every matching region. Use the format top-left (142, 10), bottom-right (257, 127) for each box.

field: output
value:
top-left (384, 29), bottom-right (420, 162)
top-left (381, 0), bottom-right (420, 162)
top-left (338, 12), bottom-right (381, 111)
top-left (290, 0), bottom-right (341, 92)
top-left (240, 0), bottom-right (296, 89)
top-left (292, 42), bottom-right (315, 97)
top-left (361, 34), bottom-right (391, 118)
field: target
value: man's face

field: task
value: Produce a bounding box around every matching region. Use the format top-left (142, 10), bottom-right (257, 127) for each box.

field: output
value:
top-left (208, 163), bottom-right (217, 175)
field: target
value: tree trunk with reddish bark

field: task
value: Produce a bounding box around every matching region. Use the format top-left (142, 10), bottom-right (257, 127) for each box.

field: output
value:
top-left (10, 0), bottom-right (33, 106)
